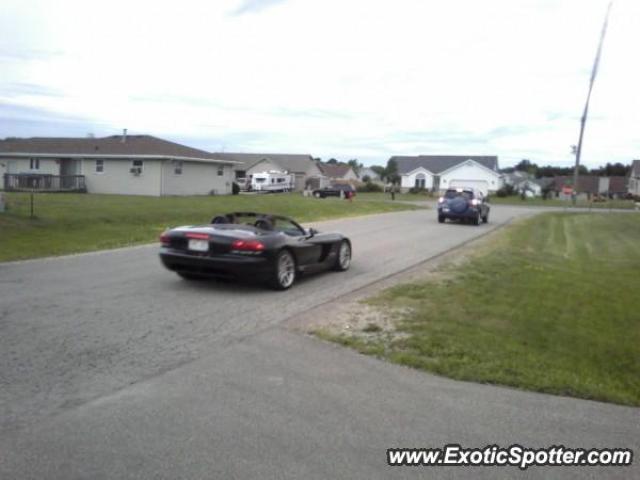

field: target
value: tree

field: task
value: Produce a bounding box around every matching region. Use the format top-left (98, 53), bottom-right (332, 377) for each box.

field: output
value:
top-left (384, 159), bottom-right (400, 185)
top-left (327, 158), bottom-right (338, 164)
top-left (347, 159), bottom-right (363, 175)
top-left (514, 159), bottom-right (538, 176)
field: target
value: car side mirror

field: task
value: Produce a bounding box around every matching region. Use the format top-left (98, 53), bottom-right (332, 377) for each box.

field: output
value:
top-left (307, 228), bottom-right (318, 237)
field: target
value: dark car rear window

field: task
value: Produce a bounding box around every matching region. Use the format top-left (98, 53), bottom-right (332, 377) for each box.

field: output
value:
top-left (444, 190), bottom-right (473, 200)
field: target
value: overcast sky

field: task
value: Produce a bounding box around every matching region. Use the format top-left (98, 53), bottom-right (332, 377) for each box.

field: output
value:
top-left (1, 0), bottom-right (638, 167)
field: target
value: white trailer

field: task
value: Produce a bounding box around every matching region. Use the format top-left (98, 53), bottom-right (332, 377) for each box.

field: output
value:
top-left (250, 171), bottom-right (294, 192)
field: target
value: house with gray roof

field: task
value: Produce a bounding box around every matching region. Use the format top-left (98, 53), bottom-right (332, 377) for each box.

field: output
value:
top-left (1, 132), bottom-right (238, 196)
top-left (391, 155), bottom-right (502, 194)
top-left (629, 160), bottom-right (640, 197)
top-left (215, 152), bottom-right (327, 191)
top-left (317, 163), bottom-right (358, 183)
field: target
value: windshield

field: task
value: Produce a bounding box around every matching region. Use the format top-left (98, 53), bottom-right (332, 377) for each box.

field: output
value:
top-left (444, 190), bottom-right (473, 200)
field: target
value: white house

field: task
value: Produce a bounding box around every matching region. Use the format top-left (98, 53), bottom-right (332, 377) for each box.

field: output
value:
top-left (0, 134), bottom-right (238, 196)
top-left (392, 155), bottom-right (502, 195)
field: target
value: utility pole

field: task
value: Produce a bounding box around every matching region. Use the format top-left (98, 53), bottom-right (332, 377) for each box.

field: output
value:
top-left (572, 1), bottom-right (613, 204)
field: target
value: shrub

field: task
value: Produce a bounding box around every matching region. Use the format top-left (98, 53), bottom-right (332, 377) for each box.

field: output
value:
top-left (232, 182), bottom-right (240, 195)
top-left (360, 182), bottom-right (383, 192)
top-left (408, 187), bottom-right (430, 195)
top-left (496, 184), bottom-right (515, 197)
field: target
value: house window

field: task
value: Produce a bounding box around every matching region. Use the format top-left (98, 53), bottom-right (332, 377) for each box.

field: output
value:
top-left (131, 159), bottom-right (144, 174)
top-left (95, 159), bottom-right (104, 173)
top-left (217, 166), bottom-right (224, 176)
top-left (174, 161), bottom-right (183, 175)
top-left (30, 158), bottom-right (40, 170)
top-left (414, 173), bottom-right (426, 189)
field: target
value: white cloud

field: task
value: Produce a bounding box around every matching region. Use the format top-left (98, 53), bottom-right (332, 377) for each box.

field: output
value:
top-left (0, 0), bottom-right (638, 167)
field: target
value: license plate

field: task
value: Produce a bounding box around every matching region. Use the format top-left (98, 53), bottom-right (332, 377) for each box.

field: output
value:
top-left (188, 239), bottom-right (209, 252)
top-left (443, 207), bottom-right (450, 212)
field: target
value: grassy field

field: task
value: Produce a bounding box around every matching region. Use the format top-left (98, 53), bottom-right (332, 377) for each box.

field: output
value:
top-left (0, 192), bottom-right (420, 262)
top-left (315, 213), bottom-right (640, 406)
top-left (489, 195), bottom-right (636, 210)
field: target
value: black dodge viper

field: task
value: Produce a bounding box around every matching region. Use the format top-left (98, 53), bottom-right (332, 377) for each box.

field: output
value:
top-left (159, 212), bottom-right (352, 290)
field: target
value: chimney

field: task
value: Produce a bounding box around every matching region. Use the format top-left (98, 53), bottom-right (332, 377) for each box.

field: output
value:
top-left (121, 128), bottom-right (128, 143)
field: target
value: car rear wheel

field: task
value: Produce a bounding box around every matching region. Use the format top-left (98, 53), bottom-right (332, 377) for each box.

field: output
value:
top-left (270, 250), bottom-right (296, 290)
top-left (482, 213), bottom-right (489, 223)
top-left (333, 240), bottom-right (351, 271)
top-left (473, 215), bottom-right (480, 226)
top-left (438, 215), bottom-right (445, 223)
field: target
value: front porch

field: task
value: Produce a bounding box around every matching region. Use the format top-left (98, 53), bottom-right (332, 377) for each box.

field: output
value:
top-left (3, 174), bottom-right (86, 192)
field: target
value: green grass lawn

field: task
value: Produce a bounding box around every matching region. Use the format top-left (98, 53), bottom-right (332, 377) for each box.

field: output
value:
top-left (0, 192), bottom-right (420, 262)
top-left (315, 213), bottom-right (640, 406)
top-left (489, 195), bottom-right (636, 210)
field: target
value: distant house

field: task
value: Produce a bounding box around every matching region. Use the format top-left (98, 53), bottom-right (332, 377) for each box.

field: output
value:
top-left (317, 163), bottom-right (358, 184)
top-left (553, 176), bottom-right (599, 200)
top-left (0, 133), bottom-right (237, 196)
top-left (358, 167), bottom-right (383, 184)
top-left (598, 176), bottom-right (628, 198)
top-left (215, 153), bottom-right (327, 191)
top-left (552, 175), bottom-right (628, 200)
top-left (629, 160), bottom-right (640, 197)
top-left (503, 171), bottom-right (552, 197)
top-left (392, 155), bottom-right (502, 195)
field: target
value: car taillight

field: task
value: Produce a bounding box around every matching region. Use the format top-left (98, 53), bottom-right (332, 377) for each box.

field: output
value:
top-left (185, 233), bottom-right (210, 240)
top-left (438, 196), bottom-right (444, 203)
top-left (470, 199), bottom-right (480, 206)
top-left (231, 240), bottom-right (265, 252)
top-left (159, 232), bottom-right (171, 246)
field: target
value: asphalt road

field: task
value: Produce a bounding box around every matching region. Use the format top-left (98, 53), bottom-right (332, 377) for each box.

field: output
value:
top-left (1, 206), bottom-right (638, 479)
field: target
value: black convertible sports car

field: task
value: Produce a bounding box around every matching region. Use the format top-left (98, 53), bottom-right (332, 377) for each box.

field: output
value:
top-left (159, 212), bottom-right (352, 290)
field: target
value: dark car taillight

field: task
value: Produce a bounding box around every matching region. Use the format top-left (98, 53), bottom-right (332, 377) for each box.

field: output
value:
top-left (185, 233), bottom-right (210, 240)
top-left (160, 232), bottom-right (171, 247)
top-left (231, 240), bottom-right (265, 253)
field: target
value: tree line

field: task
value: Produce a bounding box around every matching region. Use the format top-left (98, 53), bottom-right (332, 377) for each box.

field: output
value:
top-left (503, 159), bottom-right (631, 178)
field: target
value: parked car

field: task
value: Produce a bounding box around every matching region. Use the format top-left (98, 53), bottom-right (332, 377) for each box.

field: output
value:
top-left (437, 188), bottom-right (490, 225)
top-left (159, 212), bottom-right (352, 290)
top-left (312, 184), bottom-right (356, 199)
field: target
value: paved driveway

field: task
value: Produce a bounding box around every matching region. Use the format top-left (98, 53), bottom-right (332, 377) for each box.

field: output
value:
top-left (1, 206), bottom-right (637, 479)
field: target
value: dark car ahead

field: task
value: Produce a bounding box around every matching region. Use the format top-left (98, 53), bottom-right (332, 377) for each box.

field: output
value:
top-left (312, 184), bottom-right (356, 199)
top-left (159, 212), bottom-right (352, 290)
top-left (437, 188), bottom-right (490, 225)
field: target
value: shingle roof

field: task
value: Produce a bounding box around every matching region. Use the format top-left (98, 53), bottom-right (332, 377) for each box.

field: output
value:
top-left (391, 155), bottom-right (499, 175)
top-left (608, 176), bottom-right (628, 193)
top-left (317, 163), bottom-right (354, 178)
top-left (213, 152), bottom-right (317, 173)
top-left (0, 135), bottom-right (230, 162)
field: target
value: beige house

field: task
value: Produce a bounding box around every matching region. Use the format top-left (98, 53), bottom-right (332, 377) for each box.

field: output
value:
top-left (1, 134), bottom-right (238, 196)
top-left (317, 163), bottom-right (359, 184)
top-left (215, 152), bottom-right (327, 191)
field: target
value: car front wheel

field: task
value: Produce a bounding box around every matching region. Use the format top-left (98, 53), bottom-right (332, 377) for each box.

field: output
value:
top-left (270, 250), bottom-right (296, 290)
top-left (332, 240), bottom-right (351, 271)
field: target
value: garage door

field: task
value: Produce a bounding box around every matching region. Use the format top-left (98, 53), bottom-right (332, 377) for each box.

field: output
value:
top-left (449, 180), bottom-right (489, 196)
